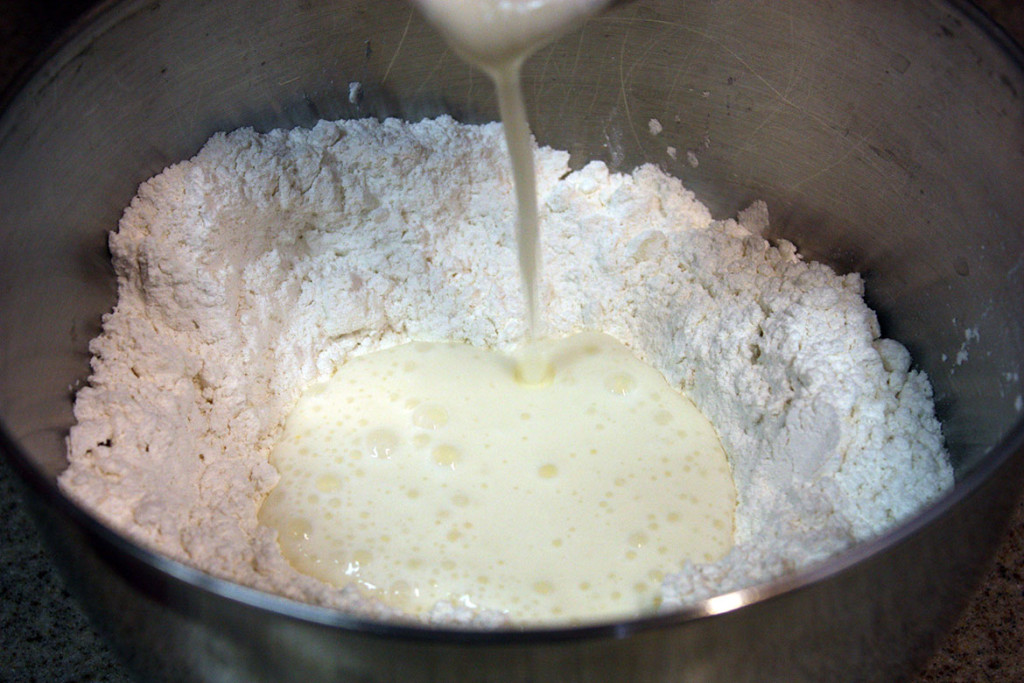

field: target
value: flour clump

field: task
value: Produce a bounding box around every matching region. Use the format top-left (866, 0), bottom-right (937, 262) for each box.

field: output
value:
top-left (60, 116), bottom-right (953, 624)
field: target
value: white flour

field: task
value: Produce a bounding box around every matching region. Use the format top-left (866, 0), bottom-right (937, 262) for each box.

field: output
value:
top-left (60, 116), bottom-right (953, 625)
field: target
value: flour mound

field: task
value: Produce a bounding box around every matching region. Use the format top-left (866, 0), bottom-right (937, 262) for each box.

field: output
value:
top-left (60, 116), bottom-right (953, 624)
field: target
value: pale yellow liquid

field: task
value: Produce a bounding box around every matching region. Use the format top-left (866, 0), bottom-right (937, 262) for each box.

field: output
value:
top-left (260, 332), bottom-right (735, 624)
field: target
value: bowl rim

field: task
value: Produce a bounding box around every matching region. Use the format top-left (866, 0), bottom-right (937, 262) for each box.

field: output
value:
top-left (2, 0), bottom-right (1023, 646)
top-left (7, 419), bottom-right (1024, 644)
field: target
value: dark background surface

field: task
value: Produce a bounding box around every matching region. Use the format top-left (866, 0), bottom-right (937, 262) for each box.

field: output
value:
top-left (1, 1), bottom-right (1023, 681)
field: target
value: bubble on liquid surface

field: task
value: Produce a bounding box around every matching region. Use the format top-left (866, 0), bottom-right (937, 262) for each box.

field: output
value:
top-left (413, 403), bottom-right (449, 430)
top-left (604, 372), bottom-right (637, 395)
top-left (366, 428), bottom-right (399, 459)
top-left (432, 444), bottom-right (461, 468)
top-left (538, 464), bottom-right (558, 478)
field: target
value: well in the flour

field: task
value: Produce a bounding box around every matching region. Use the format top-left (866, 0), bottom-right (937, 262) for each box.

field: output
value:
top-left (260, 331), bottom-right (736, 624)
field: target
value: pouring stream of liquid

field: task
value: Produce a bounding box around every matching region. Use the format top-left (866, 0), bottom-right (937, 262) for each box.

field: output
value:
top-left (492, 63), bottom-right (541, 339)
top-left (412, 0), bottom-right (612, 349)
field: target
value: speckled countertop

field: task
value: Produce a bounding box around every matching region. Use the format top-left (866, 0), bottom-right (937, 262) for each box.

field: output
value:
top-left (1, 2), bottom-right (1023, 682)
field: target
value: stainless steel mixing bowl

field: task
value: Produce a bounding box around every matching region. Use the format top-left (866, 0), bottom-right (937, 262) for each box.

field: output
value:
top-left (1, 0), bottom-right (1022, 680)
